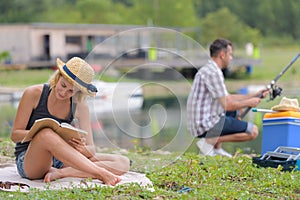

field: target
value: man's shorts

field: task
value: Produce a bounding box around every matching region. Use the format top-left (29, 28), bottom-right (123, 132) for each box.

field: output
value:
top-left (16, 150), bottom-right (64, 179)
top-left (199, 114), bottom-right (254, 138)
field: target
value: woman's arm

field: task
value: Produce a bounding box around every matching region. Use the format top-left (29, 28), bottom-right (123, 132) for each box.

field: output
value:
top-left (70, 101), bottom-right (96, 158)
top-left (11, 85), bottom-right (43, 143)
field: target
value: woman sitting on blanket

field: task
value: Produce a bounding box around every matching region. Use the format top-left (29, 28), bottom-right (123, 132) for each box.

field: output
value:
top-left (11, 57), bottom-right (130, 186)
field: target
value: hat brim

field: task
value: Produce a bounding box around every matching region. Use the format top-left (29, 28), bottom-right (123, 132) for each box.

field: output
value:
top-left (56, 58), bottom-right (96, 97)
top-left (271, 105), bottom-right (300, 112)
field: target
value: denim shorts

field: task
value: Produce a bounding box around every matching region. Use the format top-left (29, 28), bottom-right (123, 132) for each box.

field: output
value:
top-left (16, 150), bottom-right (64, 179)
top-left (199, 115), bottom-right (253, 138)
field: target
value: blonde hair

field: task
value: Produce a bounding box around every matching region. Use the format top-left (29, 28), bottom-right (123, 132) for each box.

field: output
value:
top-left (48, 70), bottom-right (87, 102)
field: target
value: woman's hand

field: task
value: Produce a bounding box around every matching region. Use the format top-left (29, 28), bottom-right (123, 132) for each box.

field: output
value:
top-left (69, 137), bottom-right (93, 159)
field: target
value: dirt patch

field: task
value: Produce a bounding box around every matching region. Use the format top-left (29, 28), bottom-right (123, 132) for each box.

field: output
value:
top-left (0, 155), bottom-right (14, 164)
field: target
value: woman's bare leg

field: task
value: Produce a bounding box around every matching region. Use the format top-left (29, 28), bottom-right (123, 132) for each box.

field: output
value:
top-left (24, 128), bottom-right (121, 185)
top-left (44, 163), bottom-right (125, 182)
top-left (89, 153), bottom-right (130, 175)
top-left (44, 154), bottom-right (131, 182)
top-left (44, 166), bottom-right (95, 182)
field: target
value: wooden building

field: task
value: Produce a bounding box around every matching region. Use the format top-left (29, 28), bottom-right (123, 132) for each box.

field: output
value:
top-left (0, 23), bottom-right (143, 67)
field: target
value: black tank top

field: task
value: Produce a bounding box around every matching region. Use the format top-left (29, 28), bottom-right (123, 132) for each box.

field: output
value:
top-left (14, 84), bottom-right (76, 158)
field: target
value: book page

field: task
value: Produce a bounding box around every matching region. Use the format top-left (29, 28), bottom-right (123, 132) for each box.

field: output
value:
top-left (61, 123), bottom-right (88, 135)
top-left (21, 118), bottom-right (87, 143)
top-left (55, 123), bottom-right (88, 142)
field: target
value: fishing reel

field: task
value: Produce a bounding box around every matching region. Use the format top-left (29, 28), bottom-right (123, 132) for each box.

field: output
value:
top-left (268, 84), bottom-right (282, 101)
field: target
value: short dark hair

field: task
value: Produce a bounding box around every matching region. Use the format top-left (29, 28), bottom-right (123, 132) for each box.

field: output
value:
top-left (209, 38), bottom-right (232, 57)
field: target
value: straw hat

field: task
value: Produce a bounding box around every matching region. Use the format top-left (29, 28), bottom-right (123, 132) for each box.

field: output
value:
top-left (271, 97), bottom-right (300, 112)
top-left (56, 57), bottom-right (98, 96)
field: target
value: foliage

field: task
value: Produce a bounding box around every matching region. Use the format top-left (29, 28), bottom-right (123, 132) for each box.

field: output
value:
top-left (130, 0), bottom-right (198, 27)
top-left (1, 0), bottom-right (300, 44)
top-left (0, 51), bottom-right (11, 63)
top-left (199, 7), bottom-right (262, 45)
top-left (75, 0), bottom-right (117, 24)
top-left (0, 0), bottom-right (52, 22)
top-left (193, 0), bottom-right (300, 41)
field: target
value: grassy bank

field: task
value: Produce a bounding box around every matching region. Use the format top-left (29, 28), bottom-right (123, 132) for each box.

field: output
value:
top-left (1, 138), bottom-right (300, 199)
top-left (0, 69), bottom-right (54, 88)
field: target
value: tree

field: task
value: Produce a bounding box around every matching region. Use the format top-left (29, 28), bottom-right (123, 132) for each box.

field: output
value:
top-left (126, 0), bottom-right (198, 27)
top-left (193, 0), bottom-right (300, 41)
top-left (0, 0), bottom-right (50, 22)
top-left (199, 7), bottom-right (262, 45)
top-left (0, 0), bottom-right (299, 42)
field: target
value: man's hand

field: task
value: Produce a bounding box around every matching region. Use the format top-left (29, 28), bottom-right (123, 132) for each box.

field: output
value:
top-left (249, 97), bottom-right (263, 108)
top-left (255, 88), bottom-right (269, 99)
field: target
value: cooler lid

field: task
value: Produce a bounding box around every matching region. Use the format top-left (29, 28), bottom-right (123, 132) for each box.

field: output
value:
top-left (264, 111), bottom-right (300, 119)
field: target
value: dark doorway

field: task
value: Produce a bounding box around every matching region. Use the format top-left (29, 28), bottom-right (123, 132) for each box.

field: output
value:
top-left (43, 35), bottom-right (50, 60)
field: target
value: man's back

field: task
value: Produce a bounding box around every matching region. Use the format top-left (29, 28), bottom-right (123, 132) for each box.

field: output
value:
top-left (187, 60), bottom-right (227, 137)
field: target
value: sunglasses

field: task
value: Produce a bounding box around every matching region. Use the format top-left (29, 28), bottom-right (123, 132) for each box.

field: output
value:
top-left (0, 181), bottom-right (30, 190)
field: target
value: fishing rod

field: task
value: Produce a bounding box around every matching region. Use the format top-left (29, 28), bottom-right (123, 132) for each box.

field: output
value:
top-left (240, 52), bottom-right (300, 119)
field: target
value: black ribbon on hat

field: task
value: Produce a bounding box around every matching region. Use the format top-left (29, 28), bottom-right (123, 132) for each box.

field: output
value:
top-left (63, 65), bottom-right (98, 93)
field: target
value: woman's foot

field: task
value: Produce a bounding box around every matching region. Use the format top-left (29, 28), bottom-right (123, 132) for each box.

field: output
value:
top-left (44, 167), bottom-right (122, 186)
top-left (44, 168), bottom-right (63, 182)
top-left (98, 169), bottom-right (122, 186)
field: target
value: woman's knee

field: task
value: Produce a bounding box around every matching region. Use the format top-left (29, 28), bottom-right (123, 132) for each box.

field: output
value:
top-left (33, 128), bottom-right (62, 144)
top-left (116, 155), bottom-right (131, 169)
top-left (92, 153), bottom-right (131, 171)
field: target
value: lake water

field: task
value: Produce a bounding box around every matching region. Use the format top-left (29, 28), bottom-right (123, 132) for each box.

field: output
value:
top-left (0, 94), bottom-right (263, 155)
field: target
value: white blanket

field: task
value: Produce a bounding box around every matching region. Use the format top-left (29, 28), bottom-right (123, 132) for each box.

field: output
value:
top-left (0, 164), bottom-right (153, 192)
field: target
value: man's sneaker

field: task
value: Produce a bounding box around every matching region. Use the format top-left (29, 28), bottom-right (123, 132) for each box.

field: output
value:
top-left (214, 148), bottom-right (232, 158)
top-left (196, 138), bottom-right (216, 156)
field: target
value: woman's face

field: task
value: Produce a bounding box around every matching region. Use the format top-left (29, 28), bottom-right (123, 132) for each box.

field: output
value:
top-left (55, 76), bottom-right (79, 100)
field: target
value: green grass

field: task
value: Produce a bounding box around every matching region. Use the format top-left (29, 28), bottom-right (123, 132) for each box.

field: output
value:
top-left (0, 47), bottom-right (299, 87)
top-left (0, 69), bottom-right (54, 87)
top-left (252, 47), bottom-right (300, 81)
top-left (0, 139), bottom-right (300, 199)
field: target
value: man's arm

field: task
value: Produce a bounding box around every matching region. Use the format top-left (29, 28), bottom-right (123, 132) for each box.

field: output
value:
top-left (230, 88), bottom-right (269, 101)
top-left (218, 95), bottom-right (263, 111)
top-left (219, 88), bottom-right (269, 111)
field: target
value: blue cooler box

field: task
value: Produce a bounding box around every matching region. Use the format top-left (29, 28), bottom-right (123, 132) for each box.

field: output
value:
top-left (262, 111), bottom-right (300, 154)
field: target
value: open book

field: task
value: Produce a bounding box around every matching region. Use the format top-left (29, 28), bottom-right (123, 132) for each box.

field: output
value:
top-left (21, 118), bottom-right (88, 143)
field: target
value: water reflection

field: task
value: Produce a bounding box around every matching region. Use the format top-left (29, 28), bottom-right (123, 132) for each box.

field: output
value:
top-left (90, 96), bottom-right (195, 153)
